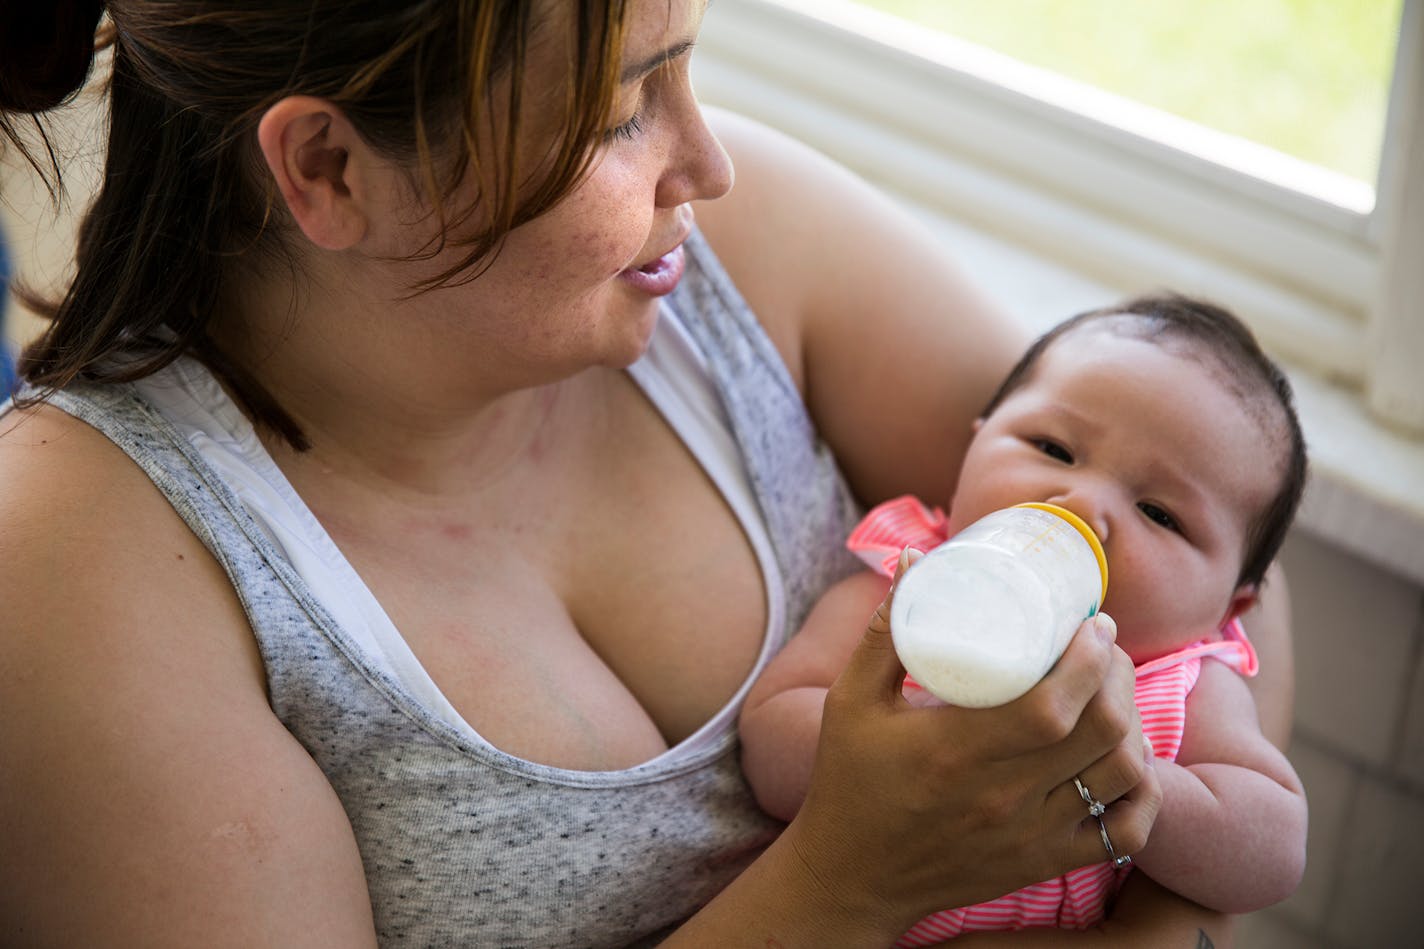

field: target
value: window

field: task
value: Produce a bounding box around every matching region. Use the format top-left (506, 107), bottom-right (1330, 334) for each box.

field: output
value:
top-left (693, 0), bottom-right (1424, 433)
top-left (853, 0), bottom-right (1399, 196)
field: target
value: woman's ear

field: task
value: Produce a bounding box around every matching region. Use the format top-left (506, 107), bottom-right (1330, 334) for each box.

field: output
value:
top-left (257, 96), bottom-right (375, 251)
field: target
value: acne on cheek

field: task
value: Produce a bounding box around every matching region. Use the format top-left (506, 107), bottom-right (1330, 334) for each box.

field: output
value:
top-left (522, 226), bottom-right (618, 281)
top-left (520, 174), bottom-right (657, 284)
top-left (581, 227), bottom-right (626, 261)
top-left (580, 224), bottom-right (647, 276)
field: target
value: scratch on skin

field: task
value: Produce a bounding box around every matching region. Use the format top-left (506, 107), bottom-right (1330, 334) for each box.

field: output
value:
top-left (209, 821), bottom-right (253, 841)
top-left (207, 820), bottom-right (273, 857)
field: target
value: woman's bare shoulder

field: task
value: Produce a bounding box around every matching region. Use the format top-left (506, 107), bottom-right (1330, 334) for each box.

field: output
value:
top-left (692, 108), bottom-right (893, 385)
top-left (0, 401), bottom-right (378, 943)
top-left (690, 108), bottom-right (1026, 505)
top-left (0, 401), bottom-right (221, 614)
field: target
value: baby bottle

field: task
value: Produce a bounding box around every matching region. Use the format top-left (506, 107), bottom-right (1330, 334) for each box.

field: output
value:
top-left (889, 502), bottom-right (1109, 708)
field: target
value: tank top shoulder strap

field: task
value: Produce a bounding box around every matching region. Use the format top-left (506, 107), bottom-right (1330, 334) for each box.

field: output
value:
top-left (35, 380), bottom-right (420, 707)
top-left (668, 228), bottom-right (863, 631)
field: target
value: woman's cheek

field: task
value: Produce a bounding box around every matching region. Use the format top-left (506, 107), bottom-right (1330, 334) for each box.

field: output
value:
top-left (570, 191), bottom-right (655, 271)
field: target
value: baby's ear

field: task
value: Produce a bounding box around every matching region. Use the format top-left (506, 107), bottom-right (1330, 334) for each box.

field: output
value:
top-left (1220, 582), bottom-right (1260, 627)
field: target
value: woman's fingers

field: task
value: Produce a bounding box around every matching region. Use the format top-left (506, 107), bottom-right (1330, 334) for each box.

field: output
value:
top-left (1034, 623), bottom-right (1159, 871)
top-left (943, 608), bottom-right (1158, 876)
top-left (955, 612), bottom-right (1122, 766)
top-left (1056, 758), bottom-right (1162, 872)
top-left (1040, 634), bottom-right (1145, 797)
top-left (1101, 761), bottom-right (1162, 860)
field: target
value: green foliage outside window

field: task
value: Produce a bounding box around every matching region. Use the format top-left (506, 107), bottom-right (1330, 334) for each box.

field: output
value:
top-left (854, 0), bottom-right (1401, 184)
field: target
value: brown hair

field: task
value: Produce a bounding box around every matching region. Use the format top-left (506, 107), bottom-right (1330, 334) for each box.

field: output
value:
top-left (980, 293), bottom-right (1308, 588)
top-left (0, 0), bottom-right (631, 448)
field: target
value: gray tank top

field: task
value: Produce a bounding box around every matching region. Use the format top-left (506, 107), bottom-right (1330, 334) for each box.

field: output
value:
top-left (41, 229), bottom-right (863, 947)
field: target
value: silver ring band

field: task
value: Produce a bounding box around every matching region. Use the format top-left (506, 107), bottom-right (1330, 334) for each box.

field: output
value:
top-left (1096, 815), bottom-right (1133, 869)
top-left (1075, 777), bottom-right (1132, 868)
top-left (1073, 776), bottom-right (1106, 817)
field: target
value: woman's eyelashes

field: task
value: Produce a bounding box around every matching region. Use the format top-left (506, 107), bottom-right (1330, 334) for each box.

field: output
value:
top-left (604, 56), bottom-right (692, 145)
top-left (604, 112), bottom-right (645, 143)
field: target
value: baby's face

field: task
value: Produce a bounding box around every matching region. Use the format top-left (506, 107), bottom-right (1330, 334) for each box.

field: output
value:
top-left (946, 326), bottom-right (1280, 663)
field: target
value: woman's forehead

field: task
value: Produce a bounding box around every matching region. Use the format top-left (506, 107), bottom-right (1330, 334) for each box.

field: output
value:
top-left (619, 0), bottom-right (707, 63)
top-left (521, 0), bottom-right (704, 99)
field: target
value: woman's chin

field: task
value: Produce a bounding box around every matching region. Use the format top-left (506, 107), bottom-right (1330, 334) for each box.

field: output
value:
top-left (606, 299), bottom-right (664, 367)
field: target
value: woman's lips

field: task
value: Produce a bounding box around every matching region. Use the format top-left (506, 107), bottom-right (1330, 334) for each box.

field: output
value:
top-left (617, 244), bottom-right (686, 297)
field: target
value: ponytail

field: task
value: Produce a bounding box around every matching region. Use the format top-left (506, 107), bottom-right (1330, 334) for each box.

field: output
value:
top-left (0, 1), bottom-right (107, 190)
top-left (15, 36), bottom-right (312, 445)
top-left (2, 1), bottom-right (307, 444)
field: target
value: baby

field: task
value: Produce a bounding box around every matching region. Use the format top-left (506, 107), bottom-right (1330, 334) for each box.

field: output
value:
top-left (739, 294), bottom-right (1309, 943)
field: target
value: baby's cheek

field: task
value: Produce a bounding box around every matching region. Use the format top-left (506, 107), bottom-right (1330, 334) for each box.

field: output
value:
top-left (1099, 563), bottom-right (1162, 655)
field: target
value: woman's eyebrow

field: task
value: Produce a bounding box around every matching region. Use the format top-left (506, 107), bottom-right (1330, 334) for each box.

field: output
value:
top-left (620, 38), bottom-right (696, 83)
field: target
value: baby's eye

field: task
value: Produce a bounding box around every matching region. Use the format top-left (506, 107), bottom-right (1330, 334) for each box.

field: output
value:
top-left (1139, 502), bottom-right (1180, 533)
top-left (1034, 439), bottom-right (1073, 464)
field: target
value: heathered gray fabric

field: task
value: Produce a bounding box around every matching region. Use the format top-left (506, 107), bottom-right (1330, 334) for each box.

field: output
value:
top-left (37, 228), bottom-right (863, 947)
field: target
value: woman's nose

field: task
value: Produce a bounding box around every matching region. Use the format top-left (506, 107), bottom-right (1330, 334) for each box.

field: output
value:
top-left (656, 93), bottom-right (734, 208)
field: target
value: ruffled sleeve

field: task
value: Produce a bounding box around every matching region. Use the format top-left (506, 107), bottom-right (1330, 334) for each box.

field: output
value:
top-left (845, 495), bottom-right (952, 576)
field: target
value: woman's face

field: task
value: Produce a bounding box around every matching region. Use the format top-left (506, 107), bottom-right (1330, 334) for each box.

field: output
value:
top-left (382, 0), bottom-right (732, 393)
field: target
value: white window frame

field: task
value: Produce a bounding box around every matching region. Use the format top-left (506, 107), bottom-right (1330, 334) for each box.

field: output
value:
top-left (693, 0), bottom-right (1424, 434)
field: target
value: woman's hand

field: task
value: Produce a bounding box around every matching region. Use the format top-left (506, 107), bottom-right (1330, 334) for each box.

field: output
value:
top-left (781, 549), bottom-right (1161, 935)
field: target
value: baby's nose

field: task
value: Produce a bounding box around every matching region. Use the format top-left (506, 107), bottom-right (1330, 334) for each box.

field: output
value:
top-left (1046, 488), bottom-right (1110, 546)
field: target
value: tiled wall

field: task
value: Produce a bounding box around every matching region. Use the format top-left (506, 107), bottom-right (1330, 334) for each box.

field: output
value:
top-left (1240, 530), bottom-right (1424, 948)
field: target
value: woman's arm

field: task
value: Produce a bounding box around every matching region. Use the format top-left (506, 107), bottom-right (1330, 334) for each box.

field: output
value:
top-left (694, 108), bottom-right (1029, 508)
top-left (0, 406), bottom-right (379, 947)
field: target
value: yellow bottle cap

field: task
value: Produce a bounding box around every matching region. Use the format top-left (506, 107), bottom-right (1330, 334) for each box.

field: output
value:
top-left (1015, 502), bottom-right (1109, 599)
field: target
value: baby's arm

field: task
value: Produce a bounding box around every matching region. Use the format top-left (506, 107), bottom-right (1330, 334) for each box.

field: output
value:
top-left (739, 569), bottom-right (893, 821)
top-left (1131, 658), bottom-right (1307, 913)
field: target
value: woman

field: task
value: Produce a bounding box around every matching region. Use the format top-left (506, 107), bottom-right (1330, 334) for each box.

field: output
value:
top-left (0, 1), bottom-right (1289, 944)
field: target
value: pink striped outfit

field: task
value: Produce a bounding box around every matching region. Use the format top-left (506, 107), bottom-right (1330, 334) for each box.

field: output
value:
top-left (845, 496), bottom-right (1257, 944)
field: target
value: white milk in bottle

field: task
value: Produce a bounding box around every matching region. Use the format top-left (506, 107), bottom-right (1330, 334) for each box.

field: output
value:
top-left (889, 502), bottom-right (1108, 708)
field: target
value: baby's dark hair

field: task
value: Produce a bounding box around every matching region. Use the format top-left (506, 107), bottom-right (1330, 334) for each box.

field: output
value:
top-left (981, 293), bottom-right (1307, 589)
